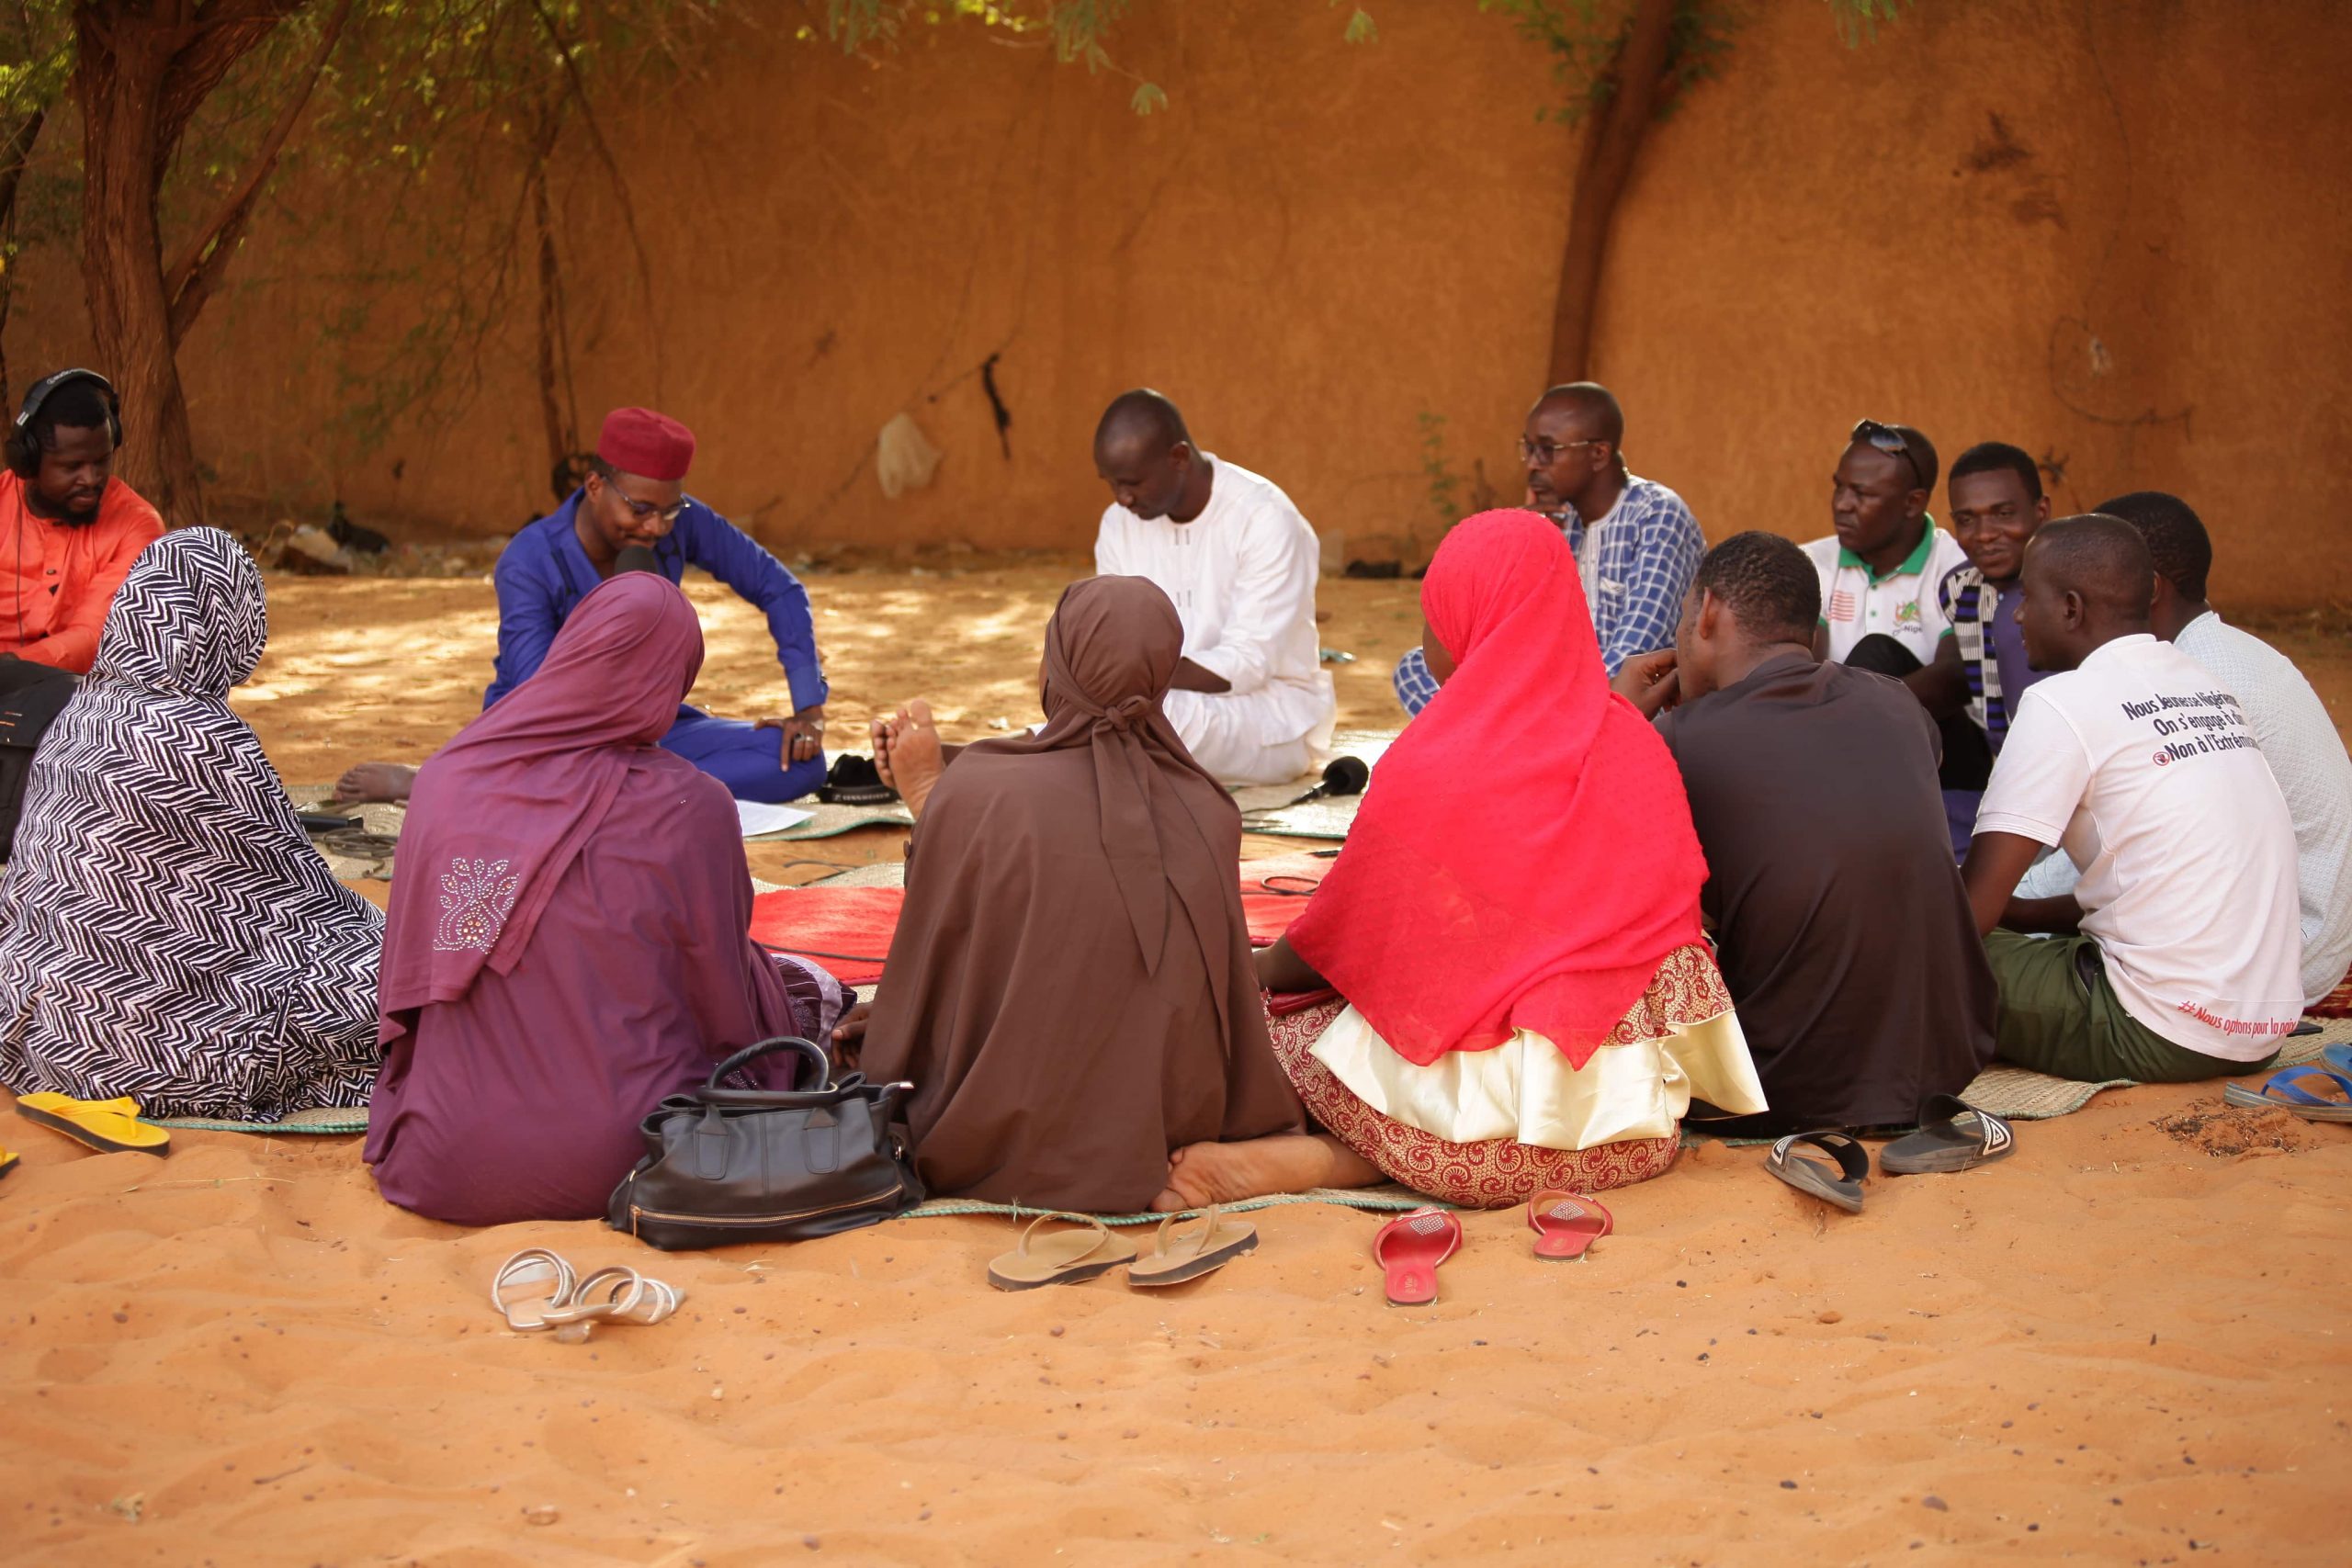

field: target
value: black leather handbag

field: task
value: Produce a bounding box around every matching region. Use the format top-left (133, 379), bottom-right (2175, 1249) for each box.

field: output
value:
top-left (606, 1036), bottom-right (925, 1250)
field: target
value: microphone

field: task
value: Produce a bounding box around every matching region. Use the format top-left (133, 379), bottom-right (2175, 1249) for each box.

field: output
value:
top-left (1311, 755), bottom-right (1371, 800)
top-left (1252, 756), bottom-right (1370, 813)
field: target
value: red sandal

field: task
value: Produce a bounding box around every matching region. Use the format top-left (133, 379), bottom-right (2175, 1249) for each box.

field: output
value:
top-left (1372, 1207), bottom-right (1463, 1306)
top-left (1525, 1190), bottom-right (1611, 1261)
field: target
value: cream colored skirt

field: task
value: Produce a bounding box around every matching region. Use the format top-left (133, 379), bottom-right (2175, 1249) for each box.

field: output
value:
top-left (1307, 943), bottom-right (1769, 1152)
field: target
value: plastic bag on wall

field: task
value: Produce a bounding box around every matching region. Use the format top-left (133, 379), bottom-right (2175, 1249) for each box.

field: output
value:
top-left (876, 412), bottom-right (943, 499)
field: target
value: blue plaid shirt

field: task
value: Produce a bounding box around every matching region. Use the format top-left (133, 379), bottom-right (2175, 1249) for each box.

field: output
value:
top-left (1394, 474), bottom-right (1704, 714)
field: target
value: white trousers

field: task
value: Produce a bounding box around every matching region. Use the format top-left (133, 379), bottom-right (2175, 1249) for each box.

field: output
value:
top-left (1162, 686), bottom-right (1336, 786)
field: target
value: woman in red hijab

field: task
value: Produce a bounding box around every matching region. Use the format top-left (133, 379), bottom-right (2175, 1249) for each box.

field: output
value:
top-left (365, 573), bottom-right (846, 1225)
top-left (1159, 510), bottom-right (1766, 1211)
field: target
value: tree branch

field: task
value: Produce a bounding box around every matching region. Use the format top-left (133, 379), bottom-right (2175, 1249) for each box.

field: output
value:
top-left (1545, 0), bottom-right (1679, 381)
top-left (0, 107), bottom-right (45, 234)
top-left (526, 0), bottom-right (665, 400)
top-left (153, 0), bottom-right (311, 176)
top-left (164, 0), bottom-right (351, 344)
top-left (0, 107), bottom-right (41, 413)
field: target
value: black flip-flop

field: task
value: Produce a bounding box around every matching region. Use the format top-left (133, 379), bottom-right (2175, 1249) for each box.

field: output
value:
top-left (1880, 1094), bottom-right (2016, 1175)
top-left (1767, 1130), bottom-right (1869, 1213)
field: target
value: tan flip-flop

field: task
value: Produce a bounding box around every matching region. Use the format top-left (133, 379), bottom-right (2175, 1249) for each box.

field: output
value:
top-left (15, 1093), bottom-right (170, 1156)
top-left (1126, 1205), bottom-right (1259, 1289)
top-left (986, 1213), bottom-right (1139, 1291)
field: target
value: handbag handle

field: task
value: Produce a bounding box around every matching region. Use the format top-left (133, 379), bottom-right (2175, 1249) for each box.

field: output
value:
top-left (707, 1034), bottom-right (833, 1091)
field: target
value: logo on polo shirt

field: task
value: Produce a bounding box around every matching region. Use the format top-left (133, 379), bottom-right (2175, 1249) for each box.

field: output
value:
top-left (1827, 589), bottom-right (1858, 622)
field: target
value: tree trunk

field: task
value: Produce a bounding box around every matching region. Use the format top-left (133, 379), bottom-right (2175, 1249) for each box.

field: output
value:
top-left (531, 157), bottom-right (576, 501)
top-left (74, 7), bottom-right (206, 525)
top-left (1545, 0), bottom-right (1679, 384)
top-left (72, 0), bottom-right (312, 528)
top-left (0, 107), bottom-right (48, 412)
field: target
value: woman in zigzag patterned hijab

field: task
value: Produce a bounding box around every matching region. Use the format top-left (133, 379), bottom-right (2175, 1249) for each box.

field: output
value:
top-left (0, 526), bottom-right (384, 1119)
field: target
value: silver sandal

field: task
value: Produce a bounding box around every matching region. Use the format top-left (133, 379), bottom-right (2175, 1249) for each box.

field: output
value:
top-left (491, 1247), bottom-right (579, 1332)
top-left (542, 1266), bottom-right (686, 1336)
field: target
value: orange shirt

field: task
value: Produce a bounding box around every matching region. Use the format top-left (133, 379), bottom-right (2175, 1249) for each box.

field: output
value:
top-left (0, 469), bottom-right (165, 674)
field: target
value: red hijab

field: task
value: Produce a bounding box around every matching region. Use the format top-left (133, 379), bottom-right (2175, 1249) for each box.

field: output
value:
top-left (1284, 510), bottom-right (1706, 1068)
top-left (378, 572), bottom-right (705, 1013)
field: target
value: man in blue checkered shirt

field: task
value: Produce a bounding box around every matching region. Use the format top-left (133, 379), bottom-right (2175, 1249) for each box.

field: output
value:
top-left (1395, 383), bottom-right (1704, 714)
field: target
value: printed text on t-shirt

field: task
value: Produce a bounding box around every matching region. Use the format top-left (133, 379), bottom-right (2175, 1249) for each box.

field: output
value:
top-left (2173, 999), bottom-right (2299, 1040)
top-left (2118, 689), bottom-right (2256, 766)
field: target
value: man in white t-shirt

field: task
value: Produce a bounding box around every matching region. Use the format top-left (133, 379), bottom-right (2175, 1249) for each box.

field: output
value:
top-left (1960, 515), bottom-right (2304, 1083)
top-left (2032, 491), bottom-right (2349, 1005)
top-left (1091, 389), bottom-right (1337, 785)
top-left (1804, 419), bottom-right (1984, 849)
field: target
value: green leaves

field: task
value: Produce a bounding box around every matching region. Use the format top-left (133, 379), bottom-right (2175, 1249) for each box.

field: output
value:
top-left (1826, 0), bottom-right (1913, 47)
top-left (1130, 81), bottom-right (1168, 115)
top-left (1048, 0), bottom-right (1133, 71)
top-left (0, 1), bottom-right (72, 123)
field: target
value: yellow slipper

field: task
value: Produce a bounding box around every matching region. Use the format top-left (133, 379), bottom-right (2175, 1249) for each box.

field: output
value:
top-left (0, 1146), bottom-right (17, 1180)
top-left (14, 1094), bottom-right (171, 1156)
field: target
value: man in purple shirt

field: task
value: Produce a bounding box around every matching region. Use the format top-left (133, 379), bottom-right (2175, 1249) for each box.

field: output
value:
top-left (1929, 441), bottom-right (2053, 850)
top-left (337, 407), bottom-right (831, 805)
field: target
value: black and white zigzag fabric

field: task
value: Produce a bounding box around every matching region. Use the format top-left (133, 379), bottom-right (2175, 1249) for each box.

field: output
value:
top-left (0, 526), bottom-right (383, 1120)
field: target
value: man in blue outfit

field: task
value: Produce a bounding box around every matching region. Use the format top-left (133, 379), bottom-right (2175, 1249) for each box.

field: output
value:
top-left (335, 406), bottom-right (830, 805)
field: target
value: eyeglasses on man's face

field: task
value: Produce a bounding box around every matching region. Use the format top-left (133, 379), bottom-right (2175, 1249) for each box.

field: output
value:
top-left (605, 485), bottom-right (685, 526)
top-left (1519, 435), bottom-right (1600, 466)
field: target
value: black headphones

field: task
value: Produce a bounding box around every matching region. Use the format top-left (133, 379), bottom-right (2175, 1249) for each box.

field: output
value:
top-left (6, 367), bottom-right (124, 482)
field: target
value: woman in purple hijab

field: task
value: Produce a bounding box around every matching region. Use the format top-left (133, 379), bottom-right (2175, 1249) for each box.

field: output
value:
top-left (365, 572), bottom-right (843, 1225)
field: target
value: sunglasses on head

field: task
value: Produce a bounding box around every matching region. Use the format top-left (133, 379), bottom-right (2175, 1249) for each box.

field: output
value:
top-left (1850, 418), bottom-right (1924, 491)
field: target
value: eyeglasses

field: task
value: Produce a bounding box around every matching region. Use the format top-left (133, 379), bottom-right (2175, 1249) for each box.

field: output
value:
top-left (1518, 435), bottom-right (1600, 465)
top-left (1850, 418), bottom-right (1924, 491)
top-left (605, 485), bottom-right (685, 526)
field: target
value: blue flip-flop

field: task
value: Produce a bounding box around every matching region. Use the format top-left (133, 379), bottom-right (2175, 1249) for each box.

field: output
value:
top-left (2224, 1065), bottom-right (2352, 1123)
top-left (2321, 1043), bottom-right (2352, 1078)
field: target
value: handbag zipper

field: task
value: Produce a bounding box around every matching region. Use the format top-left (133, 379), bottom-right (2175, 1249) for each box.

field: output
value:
top-left (629, 1187), bottom-right (904, 1235)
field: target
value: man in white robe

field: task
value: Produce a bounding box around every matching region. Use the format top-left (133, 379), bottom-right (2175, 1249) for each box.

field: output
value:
top-left (1091, 389), bottom-right (1337, 785)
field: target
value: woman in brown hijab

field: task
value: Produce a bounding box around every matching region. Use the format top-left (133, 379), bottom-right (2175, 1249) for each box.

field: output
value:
top-left (851, 576), bottom-right (1304, 1212)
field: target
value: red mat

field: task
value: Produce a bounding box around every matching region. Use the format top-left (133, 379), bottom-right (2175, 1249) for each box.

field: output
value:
top-left (750, 855), bottom-right (1330, 987)
top-left (748, 886), bottom-right (903, 985)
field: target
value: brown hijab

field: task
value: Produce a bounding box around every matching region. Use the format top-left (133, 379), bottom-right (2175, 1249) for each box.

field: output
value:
top-left (858, 576), bottom-right (1302, 1212)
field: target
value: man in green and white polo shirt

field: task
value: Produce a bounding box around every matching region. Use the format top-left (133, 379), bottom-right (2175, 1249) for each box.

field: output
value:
top-left (1803, 419), bottom-right (1982, 852)
top-left (1804, 420), bottom-right (1972, 665)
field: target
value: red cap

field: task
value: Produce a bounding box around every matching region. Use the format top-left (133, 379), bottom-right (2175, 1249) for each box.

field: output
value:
top-left (597, 407), bottom-right (695, 482)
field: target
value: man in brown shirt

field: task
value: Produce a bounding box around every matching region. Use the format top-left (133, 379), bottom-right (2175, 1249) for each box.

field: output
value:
top-left (1613, 531), bottom-right (1996, 1134)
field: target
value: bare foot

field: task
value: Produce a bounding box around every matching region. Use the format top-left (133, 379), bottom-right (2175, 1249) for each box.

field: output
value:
top-left (887, 700), bottom-right (946, 818)
top-left (1149, 1134), bottom-right (1381, 1213)
top-left (334, 761), bottom-right (417, 805)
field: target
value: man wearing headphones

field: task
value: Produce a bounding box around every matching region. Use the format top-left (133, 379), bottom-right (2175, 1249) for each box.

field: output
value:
top-left (2, 368), bottom-right (164, 675)
top-left (0, 367), bottom-right (163, 858)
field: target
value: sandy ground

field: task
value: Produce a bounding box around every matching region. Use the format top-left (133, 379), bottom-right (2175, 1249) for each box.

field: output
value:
top-left (4, 564), bottom-right (2350, 1565)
